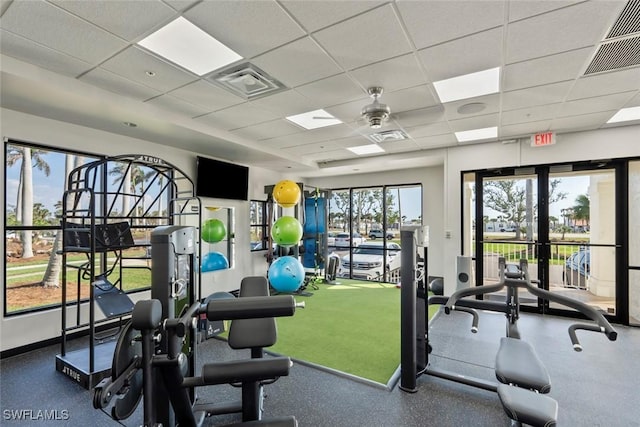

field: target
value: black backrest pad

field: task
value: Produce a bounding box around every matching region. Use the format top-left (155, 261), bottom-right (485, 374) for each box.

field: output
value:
top-left (228, 277), bottom-right (277, 349)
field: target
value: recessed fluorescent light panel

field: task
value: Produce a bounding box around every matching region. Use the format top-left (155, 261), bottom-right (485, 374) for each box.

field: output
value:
top-left (433, 67), bottom-right (500, 103)
top-left (607, 106), bottom-right (640, 123)
top-left (347, 144), bottom-right (385, 155)
top-left (286, 109), bottom-right (342, 130)
top-left (138, 17), bottom-right (242, 76)
top-left (455, 126), bottom-right (498, 142)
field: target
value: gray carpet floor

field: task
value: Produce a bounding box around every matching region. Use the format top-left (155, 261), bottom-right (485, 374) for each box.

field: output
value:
top-left (1, 309), bottom-right (639, 426)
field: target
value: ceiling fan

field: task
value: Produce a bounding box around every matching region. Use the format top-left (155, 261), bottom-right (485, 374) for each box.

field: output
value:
top-left (360, 86), bottom-right (391, 129)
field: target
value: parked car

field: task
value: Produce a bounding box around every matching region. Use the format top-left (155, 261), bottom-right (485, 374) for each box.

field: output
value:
top-left (338, 241), bottom-right (401, 281)
top-left (368, 229), bottom-right (394, 239)
top-left (334, 232), bottom-right (366, 248)
top-left (327, 232), bottom-right (338, 247)
top-left (563, 248), bottom-right (590, 289)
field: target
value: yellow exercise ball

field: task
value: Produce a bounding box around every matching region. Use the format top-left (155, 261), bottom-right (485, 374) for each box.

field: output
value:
top-left (273, 180), bottom-right (301, 208)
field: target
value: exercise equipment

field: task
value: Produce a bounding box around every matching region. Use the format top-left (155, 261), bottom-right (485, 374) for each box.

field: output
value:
top-left (94, 225), bottom-right (303, 427)
top-left (56, 154), bottom-right (201, 389)
top-left (399, 226), bottom-right (617, 427)
top-left (272, 180), bottom-right (301, 208)
top-left (202, 251), bottom-right (230, 272)
top-left (202, 218), bottom-right (227, 243)
top-left (268, 256), bottom-right (305, 293)
top-left (271, 216), bottom-right (303, 247)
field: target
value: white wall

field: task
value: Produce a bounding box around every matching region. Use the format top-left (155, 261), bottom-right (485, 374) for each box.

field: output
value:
top-left (306, 166), bottom-right (445, 279)
top-left (0, 109), bottom-right (290, 351)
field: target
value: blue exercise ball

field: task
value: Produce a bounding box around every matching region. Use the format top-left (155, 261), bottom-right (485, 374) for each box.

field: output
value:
top-left (268, 256), bottom-right (305, 293)
top-left (201, 251), bottom-right (229, 272)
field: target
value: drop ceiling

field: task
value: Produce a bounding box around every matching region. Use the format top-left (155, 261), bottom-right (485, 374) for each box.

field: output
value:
top-left (1, 0), bottom-right (639, 177)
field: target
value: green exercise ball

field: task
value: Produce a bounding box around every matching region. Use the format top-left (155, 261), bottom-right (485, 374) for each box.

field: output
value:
top-left (271, 216), bottom-right (303, 247)
top-left (202, 219), bottom-right (226, 243)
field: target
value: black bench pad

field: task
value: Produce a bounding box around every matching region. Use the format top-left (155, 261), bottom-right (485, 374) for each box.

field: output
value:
top-left (497, 384), bottom-right (557, 427)
top-left (495, 337), bottom-right (551, 393)
top-left (202, 357), bottom-right (291, 385)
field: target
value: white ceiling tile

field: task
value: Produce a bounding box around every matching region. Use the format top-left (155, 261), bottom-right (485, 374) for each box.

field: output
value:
top-left (448, 113), bottom-right (499, 132)
top-left (506, 2), bottom-right (621, 64)
top-left (196, 103), bottom-right (281, 131)
top-left (51, 0), bottom-right (176, 41)
top-left (503, 47), bottom-right (593, 91)
top-left (501, 103), bottom-right (561, 126)
top-left (393, 105), bottom-right (446, 128)
top-left (500, 120), bottom-right (551, 138)
top-left (413, 133), bottom-right (457, 149)
top-left (161, 0), bottom-right (200, 12)
top-left (376, 139), bottom-right (420, 153)
top-left (350, 53), bottom-right (427, 93)
top-left (557, 92), bottom-right (637, 118)
top-left (502, 81), bottom-right (574, 110)
top-left (168, 80), bottom-right (245, 111)
top-left (1, 0), bottom-right (127, 63)
top-left (100, 46), bottom-right (198, 92)
top-left (252, 37), bottom-right (342, 88)
top-left (145, 94), bottom-right (211, 118)
top-left (184, 1), bottom-right (306, 58)
top-left (397, 0), bottom-right (505, 49)
top-left (314, 4), bottom-right (412, 70)
top-left (230, 119), bottom-right (303, 141)
top-left (80, 68), bottom-right (162, 101)
top-left (280, 0), bottom-right (385, 33)
top-left (384, 86), bottom-right (440, 115)
top-left (250, 89), bottom-right (320, 117)
top-left (443, 94), bottom-right (501, 121)
top-left (418, 28), bottom-right (504, 82)
top-left (551, 111), bottom-right (618, 132)
top-left (0, 29), bottom-right (92, 77)
top-left (508, 1), bottom-right (584, 22)
top-left (405, 121), bottom-right (451, 139)
top-left (567, 67), bottom-right (640, 100)
top-left (296, 74), bottom-right (365, 107)
top-left (278, 124), bottom-right (356, 148)
top-left (324, 97), bottom-right (371, 123)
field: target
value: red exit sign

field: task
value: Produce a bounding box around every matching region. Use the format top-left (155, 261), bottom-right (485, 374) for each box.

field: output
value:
top-left (531, 132), bottom-right (556, 147)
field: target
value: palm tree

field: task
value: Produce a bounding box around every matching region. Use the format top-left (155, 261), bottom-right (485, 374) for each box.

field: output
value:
top-left (41, 154), bottom-right (76, 287)
top-left (572, 194), bottom-right (590, 229)
top-left (6, 146), bottom-right (51, 258)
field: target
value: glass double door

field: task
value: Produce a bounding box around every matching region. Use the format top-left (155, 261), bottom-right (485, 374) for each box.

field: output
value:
top-left (474, 164), bottom-right (619, 320)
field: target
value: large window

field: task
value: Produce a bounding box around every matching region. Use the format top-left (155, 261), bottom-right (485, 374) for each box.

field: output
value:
top-left (4, 140), bottom-right (102, 314)
top-left (329, 184), bottom-right (422, 283)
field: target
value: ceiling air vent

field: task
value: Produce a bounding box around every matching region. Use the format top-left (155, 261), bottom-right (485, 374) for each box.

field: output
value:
top-left (584, 0), bottom-right (640, 75)
top-left (367, 129), bottom-right (408, 143)
top-left (584, 36), bottom-right (640, 74)
top-left (208, 62), bottom-right (286, 100)
top-left (605, 0), bottom-right (640, 39)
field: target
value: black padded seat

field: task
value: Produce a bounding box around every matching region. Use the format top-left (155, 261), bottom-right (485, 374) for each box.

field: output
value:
top-left (220, 416), bottom-right (298, 427)
top-left (497, 384), bottom-right (557, 427)
top-left (228, 277), bottom-right (277, 350)
top-left (495, 337), bottom-right (551, 393)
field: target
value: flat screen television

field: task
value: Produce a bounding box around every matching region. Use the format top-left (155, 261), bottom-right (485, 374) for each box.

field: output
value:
top-left (196, 156), bottom-right (249, 201)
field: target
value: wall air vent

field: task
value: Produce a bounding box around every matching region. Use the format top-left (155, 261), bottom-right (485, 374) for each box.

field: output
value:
top-left (367, 129), bottom-right (408, 143)
top-left (208, 62), bottom-right (287, 100)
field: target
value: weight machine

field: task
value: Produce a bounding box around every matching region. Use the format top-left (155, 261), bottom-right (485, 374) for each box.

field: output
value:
top-left (399, 226), bottom-right (617, 426)
top-left (93, 225), bottom-right (303, 426)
